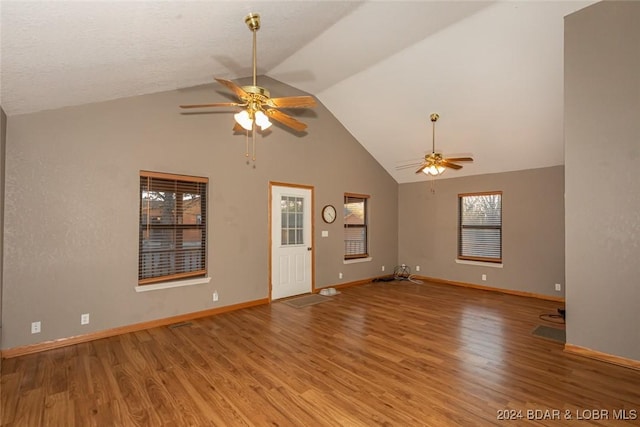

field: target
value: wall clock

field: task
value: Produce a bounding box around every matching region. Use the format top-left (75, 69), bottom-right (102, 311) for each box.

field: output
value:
top-left (322, 205), bottom-right (337, 224)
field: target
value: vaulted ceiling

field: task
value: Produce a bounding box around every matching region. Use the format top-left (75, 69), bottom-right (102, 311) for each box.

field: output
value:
top-left (0, 1), bottom-right (594, 183)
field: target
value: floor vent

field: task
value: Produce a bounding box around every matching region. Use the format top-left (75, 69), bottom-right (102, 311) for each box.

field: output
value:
top-left (168, 321), bottom-right (193, 329)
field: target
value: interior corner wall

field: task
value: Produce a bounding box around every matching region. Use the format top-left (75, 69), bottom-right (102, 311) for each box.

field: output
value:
top-left (398, 166), bottom-right (565, 297)
top-left (1, 107), bottom-right (7, 369)
top-left (1, 76), bottom-right (398, 350)
top-left (564, 1), bottom-right (640, 360)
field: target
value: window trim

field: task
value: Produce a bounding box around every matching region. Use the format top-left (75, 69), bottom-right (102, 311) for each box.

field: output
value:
top-left (139, 170), bottom-right (208, 285)
top-left (458, 191), bottom-right (502, 264)
top-left (344, 192), bottom-right (370, 260)
top-left (135, 276), bottom-right (212, 293)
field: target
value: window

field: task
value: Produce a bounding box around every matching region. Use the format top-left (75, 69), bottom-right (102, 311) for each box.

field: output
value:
top-left (280, 195), bottom-right (304, 246)
top-left (139, 171), bottom-right (208, 285)
top-left (458, 191), bottom-right (502, 263)
top-left (344, 193), bottom-right (369, 259)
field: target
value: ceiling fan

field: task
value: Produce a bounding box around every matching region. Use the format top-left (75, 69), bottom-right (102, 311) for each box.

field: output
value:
top-left (400, 113), bottom-right (473, 176)
top-left (180, 13), bottom-right (316, 133)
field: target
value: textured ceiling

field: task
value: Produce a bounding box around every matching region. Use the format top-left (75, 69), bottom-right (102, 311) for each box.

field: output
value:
top-left (0, 0), bottom-right (594, 183)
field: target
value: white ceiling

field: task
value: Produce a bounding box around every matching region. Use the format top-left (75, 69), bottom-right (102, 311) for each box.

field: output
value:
top-left (0, 0), bottom-right (594, 183)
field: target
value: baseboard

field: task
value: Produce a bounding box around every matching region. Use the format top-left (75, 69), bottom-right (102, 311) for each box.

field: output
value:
top-left (415, 275), bottom-right (566, 303)
top-left (564, 343), bottom-right (640, 371)
top-left (1, 298), bottom-right (269, 359)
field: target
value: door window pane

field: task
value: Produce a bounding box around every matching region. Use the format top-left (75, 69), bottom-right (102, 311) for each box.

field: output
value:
top-left (281, 196), bottom-right (304, 246)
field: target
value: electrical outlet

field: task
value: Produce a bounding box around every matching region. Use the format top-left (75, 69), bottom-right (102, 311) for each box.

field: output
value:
top-left (555, 283), bottom-right (562, 292)
top-left (213, 291), bottom-right (219, 302)
top-left (482, 274), bottom-right (487, 281)
top-left (381, 265), bottom-right (385, 272)
top-left (81, 313), bottom-right (90, 325)
top-left (31, 321), bottom-right (41, 334)
top-left (339, 272), bottom-right (343, 279)
top-left (416, 265), bottom-right (421, 272)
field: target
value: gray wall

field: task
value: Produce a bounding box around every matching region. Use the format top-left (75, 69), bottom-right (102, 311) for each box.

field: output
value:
top-left (399, 166), bottom-right (565, 297)
top-left (1, 107), bottom-right (6, 371)
top-left (565, 1), bottom-right (640, 360)
top-left (1, 77), bottom-right (398, 350)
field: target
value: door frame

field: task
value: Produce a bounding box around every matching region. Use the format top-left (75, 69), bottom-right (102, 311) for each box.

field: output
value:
top-left (268, 181), bottom-right (315, 301)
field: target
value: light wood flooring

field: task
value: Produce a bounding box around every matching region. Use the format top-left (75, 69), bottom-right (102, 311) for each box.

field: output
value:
top-left (2, 280), bottom-right (640, 426)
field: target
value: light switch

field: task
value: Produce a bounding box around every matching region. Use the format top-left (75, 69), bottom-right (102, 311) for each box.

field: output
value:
top-left (321, 230), bottom-right (329, 237)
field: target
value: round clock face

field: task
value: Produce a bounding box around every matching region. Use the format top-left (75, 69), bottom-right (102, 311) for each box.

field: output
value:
top-left (322, 205), bottom-right (336, 224)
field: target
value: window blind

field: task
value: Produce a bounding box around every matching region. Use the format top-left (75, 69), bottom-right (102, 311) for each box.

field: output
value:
top-left (459, 192), bottom-right (502, 262)
top-left (344, 194), bottom-right (369, 259)
top-left (139, 171), bottom-right (208, 284)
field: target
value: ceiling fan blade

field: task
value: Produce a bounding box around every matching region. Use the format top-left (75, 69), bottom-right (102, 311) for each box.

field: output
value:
top-left (445, 157), bottom-right (473, 162)
top-left (441, 160), bottom-right (463, 170)
top-left (180, 102), bottom-right (242, 109)
top-left (215, 78), bottom-right (249, 100)
top-left (233, 122), bottom-right (245, 133)
top-left (267, 96), bottom-right (317, 109)
top-left (265, 109), bottom-right (308, 132)
top-left (395, 162), bottom-right (423, 170)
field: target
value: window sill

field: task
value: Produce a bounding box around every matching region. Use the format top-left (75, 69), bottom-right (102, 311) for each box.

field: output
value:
top-left (455, 259), bottom-right (503, 268)
top-left (343, 257), bottom-right (372, 264)
top-left (135, 276), bottom-right (212, 292)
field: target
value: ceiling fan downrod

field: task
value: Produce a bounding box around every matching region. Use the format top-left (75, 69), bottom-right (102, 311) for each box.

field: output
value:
top-left (244, 13), bottom-right (260, 87)
top-left (430, 113), bottom-right (439, 154)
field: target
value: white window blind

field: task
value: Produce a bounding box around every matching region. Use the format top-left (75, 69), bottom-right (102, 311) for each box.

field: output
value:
top-left (459, 192), bottom-right (502, 263)
top-left (139, 171), bottom-right (208, 285)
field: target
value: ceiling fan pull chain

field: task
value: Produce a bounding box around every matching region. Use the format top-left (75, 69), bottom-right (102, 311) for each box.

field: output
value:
top-left (245, 131), bottom-right (250, 158)
top-left (252, 128), bottom-right (257, 162)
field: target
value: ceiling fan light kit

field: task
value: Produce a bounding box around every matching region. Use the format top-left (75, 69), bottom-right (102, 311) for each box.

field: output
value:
top-left (423, 164), bottom-right (446, 176)
top-left (234, 109), bottom-right (272, 131)
top-left (180, 12), bottom-right (316, 161)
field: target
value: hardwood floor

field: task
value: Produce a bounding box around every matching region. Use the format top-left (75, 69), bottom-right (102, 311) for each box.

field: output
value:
top-left (2, 280), bottom-right (639, 426)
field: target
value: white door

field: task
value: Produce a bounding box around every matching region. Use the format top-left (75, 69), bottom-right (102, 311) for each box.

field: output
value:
top-left (270, 184), bottom-right (313, 300)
